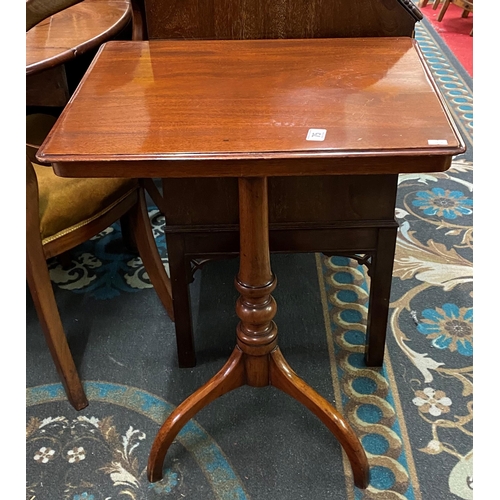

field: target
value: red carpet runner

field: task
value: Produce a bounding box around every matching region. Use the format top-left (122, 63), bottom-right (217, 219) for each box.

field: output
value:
top-left (418, 1), bottom-right (473, 76)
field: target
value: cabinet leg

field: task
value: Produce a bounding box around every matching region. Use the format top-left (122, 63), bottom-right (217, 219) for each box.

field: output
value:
top-left (365, 227), bottom-right (397, 367)
top-left (166, 233), bottom-right (197, 368)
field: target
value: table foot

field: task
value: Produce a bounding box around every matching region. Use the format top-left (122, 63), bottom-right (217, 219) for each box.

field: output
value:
top-left (147, 346), bottom-right (245, 482)
top-left (269, 348), bottom-right (370, 488)
top-left (148, 345), bottom-right (369, 489)
top-left (148, 177), bottom-right (369, 489)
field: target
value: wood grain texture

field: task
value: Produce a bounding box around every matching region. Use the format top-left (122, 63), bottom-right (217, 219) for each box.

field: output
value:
top-left (26, 0), bottom-right (132, 75)
top-left (148, 347), bottom-right (246, 482)
top-left (143, 0), bottom-right (418, 40)
top-left (129, 186), bottom-right (175, 321)
top-left (26, 157), bottom-right (89, 411)
top-left (161, 175), bottom-right (400, 225)
top-left (269, 347), bottom-right (370, 488)
top-left (26, 0), bottom-right (83, 32)
top-left (37, 37), bottom-right (465, 176)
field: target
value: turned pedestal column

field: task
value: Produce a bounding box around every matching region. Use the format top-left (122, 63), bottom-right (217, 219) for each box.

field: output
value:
top-left (147, 177), bottom-right (370, 488)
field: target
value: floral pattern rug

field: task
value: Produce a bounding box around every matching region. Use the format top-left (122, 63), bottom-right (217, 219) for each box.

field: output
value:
top-left (26, 15), bottom-right (472, 500)
top-left (315, 17), bottom-right (473, 499)
top-left (27, 383), bottom-right (248, 499)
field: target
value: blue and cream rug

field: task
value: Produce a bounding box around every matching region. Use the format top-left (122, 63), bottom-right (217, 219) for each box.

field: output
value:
top-left (26, 17), bottom-right (472, 500)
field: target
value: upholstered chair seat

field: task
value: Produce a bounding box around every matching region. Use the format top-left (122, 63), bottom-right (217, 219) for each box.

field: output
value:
top-left (35, 163), bottom-right (137, 245)
top-left (27, 113), bottom-right (138, 252)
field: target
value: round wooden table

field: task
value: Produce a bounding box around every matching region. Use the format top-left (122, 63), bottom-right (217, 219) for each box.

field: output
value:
top-left (26, 0), bottom-right (132, 107)
top-left (26, 0), bottom-right (132, 76)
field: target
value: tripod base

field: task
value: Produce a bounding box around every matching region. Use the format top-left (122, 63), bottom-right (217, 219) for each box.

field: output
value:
top-left (147, 346), bottom-right (369, 489)
top-left (148, 177), bottom-right (369, 490)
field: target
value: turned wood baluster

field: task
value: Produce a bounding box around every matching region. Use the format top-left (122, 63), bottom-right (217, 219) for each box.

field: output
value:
top-left (236, 179), bottom-right (369, 489)
top-left (235, 176), bottom-right (277, 386)
top-left (148, 175), bottom-right (370, 489)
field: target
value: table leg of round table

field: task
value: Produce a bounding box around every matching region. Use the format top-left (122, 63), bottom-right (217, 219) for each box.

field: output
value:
top-left (147, 177), bottom-right (369, 489)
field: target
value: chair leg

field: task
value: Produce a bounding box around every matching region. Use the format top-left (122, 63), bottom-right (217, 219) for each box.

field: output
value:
top-left (437, 0), bottom-right (451, 21)
top-left (432, 0), bottom-right (441, 10)
top-left (130, 187), bottom-right (175, 322)
top-left (26, 248), bottom-right (88, 411)
top-left (120, 213), bottom-right (138, 252)
top-left (364, 227), bottom-right (398, 367)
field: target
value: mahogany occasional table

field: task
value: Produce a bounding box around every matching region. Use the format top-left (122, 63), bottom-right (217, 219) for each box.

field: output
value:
top-left (37, 37), bottom-right (465, 490)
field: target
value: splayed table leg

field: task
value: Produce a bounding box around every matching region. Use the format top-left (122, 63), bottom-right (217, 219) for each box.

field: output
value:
top-left (147, 177), bottom-right (369, 489)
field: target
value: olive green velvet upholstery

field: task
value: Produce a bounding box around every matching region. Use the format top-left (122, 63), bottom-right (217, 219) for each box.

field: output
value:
top-left (26, 113), bottom-right (137, 246)
top-left (34, 164), bottom-right (137, 244)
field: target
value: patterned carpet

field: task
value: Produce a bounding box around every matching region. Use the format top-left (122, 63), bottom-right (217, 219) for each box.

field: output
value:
top-left (26, 17), bottom-right (473, 500)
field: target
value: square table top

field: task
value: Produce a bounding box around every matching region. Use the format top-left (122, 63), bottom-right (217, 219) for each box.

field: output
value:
top-left (37, 37), bottom-right (465, 178)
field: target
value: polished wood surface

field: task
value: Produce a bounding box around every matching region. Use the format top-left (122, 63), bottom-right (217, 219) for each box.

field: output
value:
top-left (39, 38), bottom-right (464, 175)
top-left (26, 0), bottom-right (132, 76)
top-left (143, 0), bottom-right (421, 40)
top-left (131, 0), bottom-right (423, 370)
top-left (26, 0), bottom-right (83, 32)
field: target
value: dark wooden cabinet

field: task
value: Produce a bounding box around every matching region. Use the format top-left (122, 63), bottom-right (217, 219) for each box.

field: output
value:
top-left (136, 0), bottom-right (424, 368)
top-left (143, 0), bottom-right (422, 40)
top-left (160, 174), bottom-right (400, 367)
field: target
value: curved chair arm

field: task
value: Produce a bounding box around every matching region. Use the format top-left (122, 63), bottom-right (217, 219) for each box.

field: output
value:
top-left (26, 157), bottom-right (40, 233)
top-left (26, 114), bottom-right (58, 164)
top-left (131, 0), bottom-right (148, 40)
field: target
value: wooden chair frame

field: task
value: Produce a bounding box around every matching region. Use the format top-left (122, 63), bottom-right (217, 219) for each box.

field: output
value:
top-left (27, 158), bottom-right (173, 410)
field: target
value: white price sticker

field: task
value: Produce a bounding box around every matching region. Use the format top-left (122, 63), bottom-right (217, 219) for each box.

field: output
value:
top-left (306, 129), bottom-right (327, 141)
